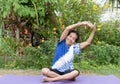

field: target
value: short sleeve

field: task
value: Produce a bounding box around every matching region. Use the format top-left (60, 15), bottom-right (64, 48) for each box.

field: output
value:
top-left (73, 43), bottom-right (81, 55)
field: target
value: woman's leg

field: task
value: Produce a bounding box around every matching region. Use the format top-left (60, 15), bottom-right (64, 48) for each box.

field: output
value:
top-left (41, 68), bottom-right (60, 78)
top-left (43, 69), bottom-right (80, 82)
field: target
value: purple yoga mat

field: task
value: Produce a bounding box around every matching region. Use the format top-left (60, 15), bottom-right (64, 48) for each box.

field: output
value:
top-left (0, 75), bottom-right (120, 84)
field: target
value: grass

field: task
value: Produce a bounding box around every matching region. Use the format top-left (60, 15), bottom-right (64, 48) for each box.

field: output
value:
top-left (0, 60), bottom-right (120, 78)
top-left (75, 61), bottom-right (120, 78)
top-left (0, 65), bottom-right (120, 77)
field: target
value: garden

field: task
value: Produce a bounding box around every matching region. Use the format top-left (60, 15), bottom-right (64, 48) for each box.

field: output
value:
top-left (0, 0), bottom-right (120, 77)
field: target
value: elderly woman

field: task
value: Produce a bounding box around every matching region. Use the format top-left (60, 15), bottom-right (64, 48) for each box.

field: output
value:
top-left (41, 21), bottom-right (96, 82)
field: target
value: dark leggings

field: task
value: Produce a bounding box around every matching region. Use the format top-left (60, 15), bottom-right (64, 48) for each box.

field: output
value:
top-left (50, 68), bottom-right (80, 75)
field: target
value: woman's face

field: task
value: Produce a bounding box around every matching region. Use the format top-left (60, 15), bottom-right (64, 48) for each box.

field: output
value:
top-left (66, 32), bottom-right (77, 46)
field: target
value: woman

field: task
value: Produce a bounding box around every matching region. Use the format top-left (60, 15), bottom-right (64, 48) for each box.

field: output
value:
top-left (41, 21), bottom-right (96, 82)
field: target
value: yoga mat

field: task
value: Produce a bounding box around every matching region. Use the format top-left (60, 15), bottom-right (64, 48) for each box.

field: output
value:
top-left (0, 75), bottom-right (120, 84)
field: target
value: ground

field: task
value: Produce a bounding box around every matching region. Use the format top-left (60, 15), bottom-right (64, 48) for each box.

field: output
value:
top-left (0, 69), bottom-right (97, 77)
top-left (0, 69), bottom-right (41, 77)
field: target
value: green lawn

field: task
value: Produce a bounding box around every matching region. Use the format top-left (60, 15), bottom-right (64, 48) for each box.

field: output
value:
top-left (75, 61), bottom-right (120, 78)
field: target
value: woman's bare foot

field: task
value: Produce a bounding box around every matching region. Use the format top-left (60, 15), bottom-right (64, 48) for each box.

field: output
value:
top-left (69, 77), bottom-right (76, 81)
top-left (43, 77), bottom-right (54, 82)
top-left (42, 77), bottom-right (76, 82)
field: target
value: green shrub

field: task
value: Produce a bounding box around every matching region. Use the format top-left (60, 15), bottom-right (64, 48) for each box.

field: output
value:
top-left (94, 22), bottom-right (120, 46)
top-left (0, 57), bottom-right (4, 68)
top-left (75, 21), bottom-right (120, 65)
top-left (3, 37), bottom-right (57, 69)
top-left (88, 42), bottom-right (120, 65)
top-left (0, 37), bottom-right (17, 56)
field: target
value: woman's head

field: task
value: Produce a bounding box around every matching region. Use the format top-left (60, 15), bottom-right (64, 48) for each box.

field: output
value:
top-left (66, 30), bottom-right (80, 46)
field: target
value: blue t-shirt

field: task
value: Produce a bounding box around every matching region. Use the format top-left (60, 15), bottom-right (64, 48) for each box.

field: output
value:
top-left (52, 39), bottom-right (81, 72)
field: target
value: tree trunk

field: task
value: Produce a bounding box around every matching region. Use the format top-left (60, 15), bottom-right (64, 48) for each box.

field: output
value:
top-left (0, 23), bottom-right (2, 46)
top-left (81, 0), bottom-right (86, 4)
top-left (16, 27), bottom-right (20, 41)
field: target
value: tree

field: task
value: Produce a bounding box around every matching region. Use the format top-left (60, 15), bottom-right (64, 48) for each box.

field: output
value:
top-left (0, 0), bottom-right (102, 46)
top-left (0, 0), bottom-right (58, 46)
top-left (108, 0), bottom-right (120, 27)
top-left (108, 0), bottom-right (120, 10)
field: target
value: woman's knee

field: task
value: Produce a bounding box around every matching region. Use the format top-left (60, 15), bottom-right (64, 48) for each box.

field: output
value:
top-left (41, 68), bottom-right (50, 75)
top-left (73, 69), bottom-right (80, 76)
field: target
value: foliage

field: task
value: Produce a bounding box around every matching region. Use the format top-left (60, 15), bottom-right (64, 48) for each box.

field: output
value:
top-left (74, 60), bottom-right (120, 77)
top-left (0, 0), bottom-right (58, 43)
top-left (0, 37), bottom-right (17, 56)
top-left (2, 37), bottom-right (57, 69)
top-left (56, 0), bottom-right (102, 26)
top-left (0, 0), bottom-right (120, 69)
top-left (94, 21), bottom-right (120, 46)
top-left (0, 0), bottom-right (102, 41)
top-left (0, 0), bottom-right (56, 24)
top-left (90, 42), bottom-right (120, 65)
top-left (74, 21), bottom-right (120, 65)
top-left (4, 47), bottom-right (52, 69)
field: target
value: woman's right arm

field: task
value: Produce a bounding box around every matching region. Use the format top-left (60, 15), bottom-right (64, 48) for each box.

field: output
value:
top-left (59, 21), bottom-right (90, 41)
